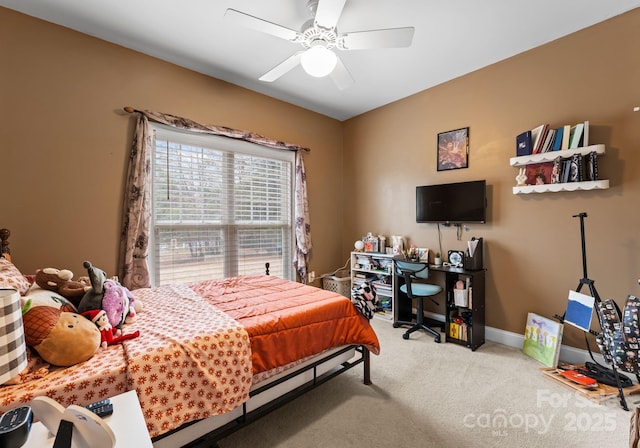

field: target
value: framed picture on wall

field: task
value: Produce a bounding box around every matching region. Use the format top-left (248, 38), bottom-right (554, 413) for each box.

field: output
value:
top-left (437, 127), bottom-right (469, 171)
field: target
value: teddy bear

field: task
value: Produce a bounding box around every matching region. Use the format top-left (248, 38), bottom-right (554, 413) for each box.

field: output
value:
top-left (81, 309), bottom-right (140, 348)
top-left (35, 267), bottom-right (89, 307)
top-left (22, 306), bottom-right (101, 367)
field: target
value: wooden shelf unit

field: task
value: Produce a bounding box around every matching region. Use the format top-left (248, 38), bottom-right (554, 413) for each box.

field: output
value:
top-left (351, 251), bottom-right (395, 321)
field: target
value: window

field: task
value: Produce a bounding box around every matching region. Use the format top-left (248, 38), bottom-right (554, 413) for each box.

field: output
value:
top-left (151, 124), bottom-right (295, 286)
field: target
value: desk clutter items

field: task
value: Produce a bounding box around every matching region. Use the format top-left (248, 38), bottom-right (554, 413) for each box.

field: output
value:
top-left (355, 233), bottom-right (392, 253)
top-left (464, 237), bottom-right (483, 270)
top-left (30, 396), bottom-right (115, 448)
top-left (447, 250), bottom-right (464, 268)
top-left (522, 313), bottom-right (563, 368)
top-left (453, 280), bottom-right (469, 307)
top-left (390, 235), bottom-right (404, 255)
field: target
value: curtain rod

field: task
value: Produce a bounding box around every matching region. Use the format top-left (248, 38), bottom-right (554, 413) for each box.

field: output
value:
top-left (123, 106), bottom-right (311, 152)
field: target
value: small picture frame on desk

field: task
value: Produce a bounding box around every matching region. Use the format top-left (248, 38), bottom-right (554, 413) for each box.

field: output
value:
top-left (363, 241), bottom-right (378, 253)
top-left (417, 248), bottom-right (429, 262)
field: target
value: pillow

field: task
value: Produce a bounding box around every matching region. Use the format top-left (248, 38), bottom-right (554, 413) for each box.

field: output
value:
top-left (0, 258), bottom-right (31, 295)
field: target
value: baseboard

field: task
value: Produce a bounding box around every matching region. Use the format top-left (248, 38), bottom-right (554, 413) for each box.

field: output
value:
top-left (484, 325), bottom-right (606, 365)
top-left (424, 311), bottom-right (606, 366)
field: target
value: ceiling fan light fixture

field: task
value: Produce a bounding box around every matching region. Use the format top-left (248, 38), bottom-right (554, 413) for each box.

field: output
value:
top-left (300, 45), bottom-right (337, 78)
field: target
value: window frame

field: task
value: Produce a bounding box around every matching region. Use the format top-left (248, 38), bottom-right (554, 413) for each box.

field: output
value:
top-left (149, 123), bottom-right (296, 285)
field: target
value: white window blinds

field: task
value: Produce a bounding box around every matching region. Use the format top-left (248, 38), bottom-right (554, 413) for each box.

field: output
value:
top-left (151, 125), bottom-right (294, 286)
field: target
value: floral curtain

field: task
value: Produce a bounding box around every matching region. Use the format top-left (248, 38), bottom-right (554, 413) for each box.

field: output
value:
top-left (118, 109), bottom-right (312, 289)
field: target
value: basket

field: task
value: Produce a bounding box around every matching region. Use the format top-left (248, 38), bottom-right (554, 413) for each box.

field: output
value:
top-left (321, 269), bottom-right (351, 298)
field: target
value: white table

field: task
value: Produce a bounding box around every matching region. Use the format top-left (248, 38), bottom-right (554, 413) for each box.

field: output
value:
top-left (23, 390), bottom-right (152, 447)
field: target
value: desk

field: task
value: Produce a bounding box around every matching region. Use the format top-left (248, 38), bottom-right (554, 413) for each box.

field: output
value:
top-left (394, 264), bottom-right (485, 351)
top-left (23, 390), bottom-right (152, 448)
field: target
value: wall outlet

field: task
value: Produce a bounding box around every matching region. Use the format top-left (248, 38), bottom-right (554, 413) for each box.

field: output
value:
top-left (308, 271), bottom-right (316, 283)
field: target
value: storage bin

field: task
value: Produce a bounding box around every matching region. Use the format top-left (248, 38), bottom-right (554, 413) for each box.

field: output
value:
top-left (321, 269), bottom-right (351, 298)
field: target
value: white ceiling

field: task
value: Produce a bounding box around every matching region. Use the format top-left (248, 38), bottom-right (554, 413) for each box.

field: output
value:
top-left (3, 0), bottom-right (639, 121)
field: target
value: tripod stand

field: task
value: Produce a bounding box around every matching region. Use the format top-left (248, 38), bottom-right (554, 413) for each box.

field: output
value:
top-left (558, 212), bottom-right (630, 410)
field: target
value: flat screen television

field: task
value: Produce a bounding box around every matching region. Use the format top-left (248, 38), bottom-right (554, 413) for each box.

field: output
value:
top-left (416, 180), bottom-right (487, 224)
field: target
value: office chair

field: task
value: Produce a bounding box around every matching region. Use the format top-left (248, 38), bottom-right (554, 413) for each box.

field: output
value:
top-left (393, 259), bottom-right (443, 342)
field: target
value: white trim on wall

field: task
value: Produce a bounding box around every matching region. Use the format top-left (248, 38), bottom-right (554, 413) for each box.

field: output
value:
top-left (425, 311), bottom-right (607, 366)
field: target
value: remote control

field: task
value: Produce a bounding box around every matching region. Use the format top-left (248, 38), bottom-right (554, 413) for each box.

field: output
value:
top-left (85, 399), bottom-right (113, 418)
top-left (0, 405), bottom-right (33, 448)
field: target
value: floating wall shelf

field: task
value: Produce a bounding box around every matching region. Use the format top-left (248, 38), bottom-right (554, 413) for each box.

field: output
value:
top-left (510, 144), bottom-right (605, 167)
top-left (510, 144), bottom-right (608, 195)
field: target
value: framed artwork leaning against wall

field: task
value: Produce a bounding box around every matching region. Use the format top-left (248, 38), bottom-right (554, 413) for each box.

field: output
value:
top-left (437, 127), bottom-right (469, 171)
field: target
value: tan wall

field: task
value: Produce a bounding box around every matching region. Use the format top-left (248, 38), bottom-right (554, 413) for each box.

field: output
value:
top-left (2, 7), bottom-right (639, 349)
top-left (0, 7), bottom-right (342, 284)
top-left (343, 9), bottom-right (640, 347)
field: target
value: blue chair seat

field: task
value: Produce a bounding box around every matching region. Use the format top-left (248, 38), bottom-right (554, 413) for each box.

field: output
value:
top-left (400, 283), bottom-right (442, 297)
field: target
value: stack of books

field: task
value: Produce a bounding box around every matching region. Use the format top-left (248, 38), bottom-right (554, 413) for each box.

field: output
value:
top-left (371, 280), bottom-right (392, 298)
top-left (449, 321), bottom-right (468, 341)
top-left (516, 120), bottom-right (590, 156)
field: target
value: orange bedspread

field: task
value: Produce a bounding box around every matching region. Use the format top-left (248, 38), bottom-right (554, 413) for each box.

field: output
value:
top-left (0, 275), bottom-right (379, 440)
top-left (189, 275), bottom-right (380, 374)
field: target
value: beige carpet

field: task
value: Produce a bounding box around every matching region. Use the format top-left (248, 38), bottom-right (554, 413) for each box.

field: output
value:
top-left (218, 318), bottom-right (634, 447)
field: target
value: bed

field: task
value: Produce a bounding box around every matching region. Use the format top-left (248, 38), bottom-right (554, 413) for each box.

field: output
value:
top-left (0, 229), bottom-right (380, 447)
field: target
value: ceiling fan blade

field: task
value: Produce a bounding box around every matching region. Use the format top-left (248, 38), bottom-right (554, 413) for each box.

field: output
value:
top-left (330, 56), bottom-right (354, 90)
top-left (259, 52), bottom-right (304, 82)
top-left (314, 0), bottom-right (347, 29)
top-left (225, 9), bottom-right (299, 41)
top-left (341, 27), bottom-right (415, 49)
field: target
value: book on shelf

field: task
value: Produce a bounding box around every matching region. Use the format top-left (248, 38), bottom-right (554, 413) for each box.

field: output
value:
top-left (372, 281), bottom-right (392, 297)
top-left (586, 151), bottom-right (598, 181)
top-left (538, 128), bottom-right (554, 153)
top-left (449, 321), bottom-right (468, 342)
top-left (530, 124), bottom-right (548, 154)
top-left (561, 124), bottom-right (571, 150)
top-left (561, 158), bottom-right (572, 183)
top-left (582, 120), bottom-right (589, 147)
top-left (551, 157), bottom-right (561, 183)
top-left (552, 127), bottom-right (564, 151)
top-left (569, 153), bottom-right (584, 182)
top-left (516, 130), bottom-right (532, 156)
top-left (569, 123), bottom-right (584, 149)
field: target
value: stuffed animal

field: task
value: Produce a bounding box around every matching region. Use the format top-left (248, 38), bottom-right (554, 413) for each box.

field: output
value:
top-left (22, 306), bottom-right (101, 366)
top-left (77, 261), bottom-right (142, 329)
top-left (77, 261), bottom-right (108, 314)
top-left (81, 309), bottom-right (140, 348)
top-left (101, 280), bottom-right (134, 329)
top-left (35, 267), bottom-right (89, 307)
top-left (21, 288), bottom-right (77, 313)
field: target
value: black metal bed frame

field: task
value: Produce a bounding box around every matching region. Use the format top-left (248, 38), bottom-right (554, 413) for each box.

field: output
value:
top-left (154, 344), bottom-right (371, 447)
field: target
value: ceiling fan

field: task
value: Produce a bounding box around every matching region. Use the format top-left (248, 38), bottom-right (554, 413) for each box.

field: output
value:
top-left (225, 0), bottom-right (414, 89)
